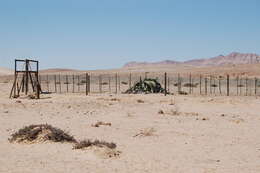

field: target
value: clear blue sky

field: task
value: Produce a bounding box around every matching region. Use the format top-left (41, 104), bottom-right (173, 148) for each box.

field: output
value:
top-left (0, 0), bottom-right (259, 70)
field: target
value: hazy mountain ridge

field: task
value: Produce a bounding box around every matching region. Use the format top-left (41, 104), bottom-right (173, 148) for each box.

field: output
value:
top-left (123, 52), bottom-right (260, 68)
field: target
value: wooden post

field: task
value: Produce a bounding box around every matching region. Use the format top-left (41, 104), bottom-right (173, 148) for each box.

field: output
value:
top-left (99, 75), bottom-right (102, 93)
top-left (213, 77), bottom-right (216, 94)
top-left (129, 73), bottom-right (132, 89)
top-left (87, 74), bottom-right (90, 93)
top-left (245, 77), bottom-right (248, 96)
top-left (189, 73), bottom-right (192, 94)
top-left (86, 73), bottom-right (88, 95)
top-left (239, 77), bottom-right (242, 95)
top-left (59, 74), bottom-right (61, 93)
top-left (66, 75), bottom-right (69, 93)
top-left (109, 75), bottom-right (111, 93)
top-left (47, 74), bottom-right (49, 93)
top-left (199, 75), bottom-right (202, 95)
top-left (236, 76), bottom-right (239, 96)
top-left (178, 73), bottom-right (180, 94)
top-left (227, 74), bottom-right (230, 96)
top-left (115, 73), bottom-right (118, 94)
top-left (164, 72), bottom-right (167, 96)
top-left (72, 74), bottom-right (75, 93)
top-left (191, 78), bottom-right (194, 94)
top-left (210, 75), bottom-right (212, 94)
top-left (54, 75), bottom-right (57, 93)
top-left (77, 75), bottom-right (80, 92)
top-left (25, 59), bottom-right (29, 95)
top-left (118, 74), bottom-right (121, 92)
top-left (205, 77), bottom-right (208, 95)
top-left (167, 77), bottom-right (170, 93)
top-left (255, 77), bottom-right (258, 96)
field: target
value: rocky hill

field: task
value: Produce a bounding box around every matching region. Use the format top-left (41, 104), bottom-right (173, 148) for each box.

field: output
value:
top-left (123, 52), bottom-right (260, 68)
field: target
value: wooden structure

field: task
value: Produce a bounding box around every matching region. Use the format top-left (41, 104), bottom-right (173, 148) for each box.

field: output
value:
top-left (10, 59), bottom-right (41, 98)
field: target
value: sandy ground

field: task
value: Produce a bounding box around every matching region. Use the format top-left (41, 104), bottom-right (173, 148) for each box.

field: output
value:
top-left (0, 83), bottom-right (260, 173)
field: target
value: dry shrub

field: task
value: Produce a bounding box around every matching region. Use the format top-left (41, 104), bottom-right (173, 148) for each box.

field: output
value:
top-left (73, 140), bottom-right (121, 158)
top-left (91, 121), bottom-right (112, 127)
top-left (178, 91), bottom-right (188, 95)
top-left (183, 83), bottom-right (198, 88)
top-left (9, 124), bottom-right (76, 144)
top-left (158, 109), bottom-right (164, 114)
top-left (110, 98), bottom-right (120, 101)
top-left (137, 99), bottom-right (144, 103)
top-left (134, 128), bottom-right (156, 137)
top-left (73, 139), bottom-right (116, 150)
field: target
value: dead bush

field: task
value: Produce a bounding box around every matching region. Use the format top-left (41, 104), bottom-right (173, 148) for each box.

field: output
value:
top-left (91, 121), bottom-right (112, 127)
top-left (73, 139), bottom-right (116, 150)
top-left (9, 124), bottom-right (76, 144)
top-left (178, 91), bottom-right (188, 95)
top-left (183, 83), bottom-right (198, 88)
top-left (158, 109), bottom-right (164, 114)
top-left (137, 99), bottom-right (144, 103)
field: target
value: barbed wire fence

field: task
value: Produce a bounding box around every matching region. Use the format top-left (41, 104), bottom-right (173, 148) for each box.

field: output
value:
top-left (32, 72), bottom-right (260, 96)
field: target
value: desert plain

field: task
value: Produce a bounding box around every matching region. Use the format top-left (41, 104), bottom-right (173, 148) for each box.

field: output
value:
top-left (0, 78), bottom-right (260, 173)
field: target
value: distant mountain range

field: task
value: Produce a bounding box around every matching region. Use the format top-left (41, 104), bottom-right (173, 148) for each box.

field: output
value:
top-left (123, 52), bottom-right (260, 68)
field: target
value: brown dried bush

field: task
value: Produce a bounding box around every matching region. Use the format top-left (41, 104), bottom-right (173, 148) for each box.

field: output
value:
top-left (91, 121), bottom-right (112, 127)
top-left (9, 124), bottom-right (76, 144)
top-left (73, 139), bottom-right (116, 150)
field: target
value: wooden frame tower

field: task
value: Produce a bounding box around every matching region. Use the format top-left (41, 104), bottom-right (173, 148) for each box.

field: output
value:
top-left (10, 59), bottom-right (41, 98)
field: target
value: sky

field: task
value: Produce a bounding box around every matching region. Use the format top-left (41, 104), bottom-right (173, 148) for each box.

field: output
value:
top-left (0, 0), bottom-right (260, 70)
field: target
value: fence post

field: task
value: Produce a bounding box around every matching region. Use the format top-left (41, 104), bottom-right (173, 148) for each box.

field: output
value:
top-left (210, 75), bottom-right (212, 94)
top-left (177, 73), bottom-right (180, 94)
top-left (59, 74), bottom-right (61, 93)
top-left (129, 73), bottom-right (132, 90)
top-left (245, 77), bottom-right (248, 96)
top-left (227, 74), bottom-right (230, 96)
top-left (86, 73), bottom-right (88, 95)
top-left (66, 75), bottom-right (69, 93)
top-left (109, 75), bottom-right (111, 93)
top-left (205, 77), bottom-right (207, 95)
top-left (213, 76), bottom-right (216, 94)
top-left (47, 74), bottom-right (49, 92)
top-left (189, 73), bottom-right (192, 94)
top-left (99, 75), bottom-right (102, 93)
top-left (88, 73), bottom-right (90, 93)
top-left (167, 77), bottom-right (170, 93)
top-left (118, 74), bottom-right (121, 92)
top-left (255, 77), bottom-right (258, 96)
top-left (239, 77), bottom-right (242, 95)
top-left (199, 75), bottom-right (202, 95)
top-left (54, 75), bottom-right (57, 93)
top-left (164, 72), bottom-right (167, 96)
top-left (115, 73), bottom-right (118, 94)
top-left (77, 75), bottom-right (80, 92)
top-left (236, 76), bottom-right (239, 96)
top-left (72, 74), bottom-right (75, 93)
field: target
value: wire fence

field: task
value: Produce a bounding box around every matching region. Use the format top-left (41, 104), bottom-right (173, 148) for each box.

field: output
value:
top-left (35, 72), bottom-right (260, 96)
